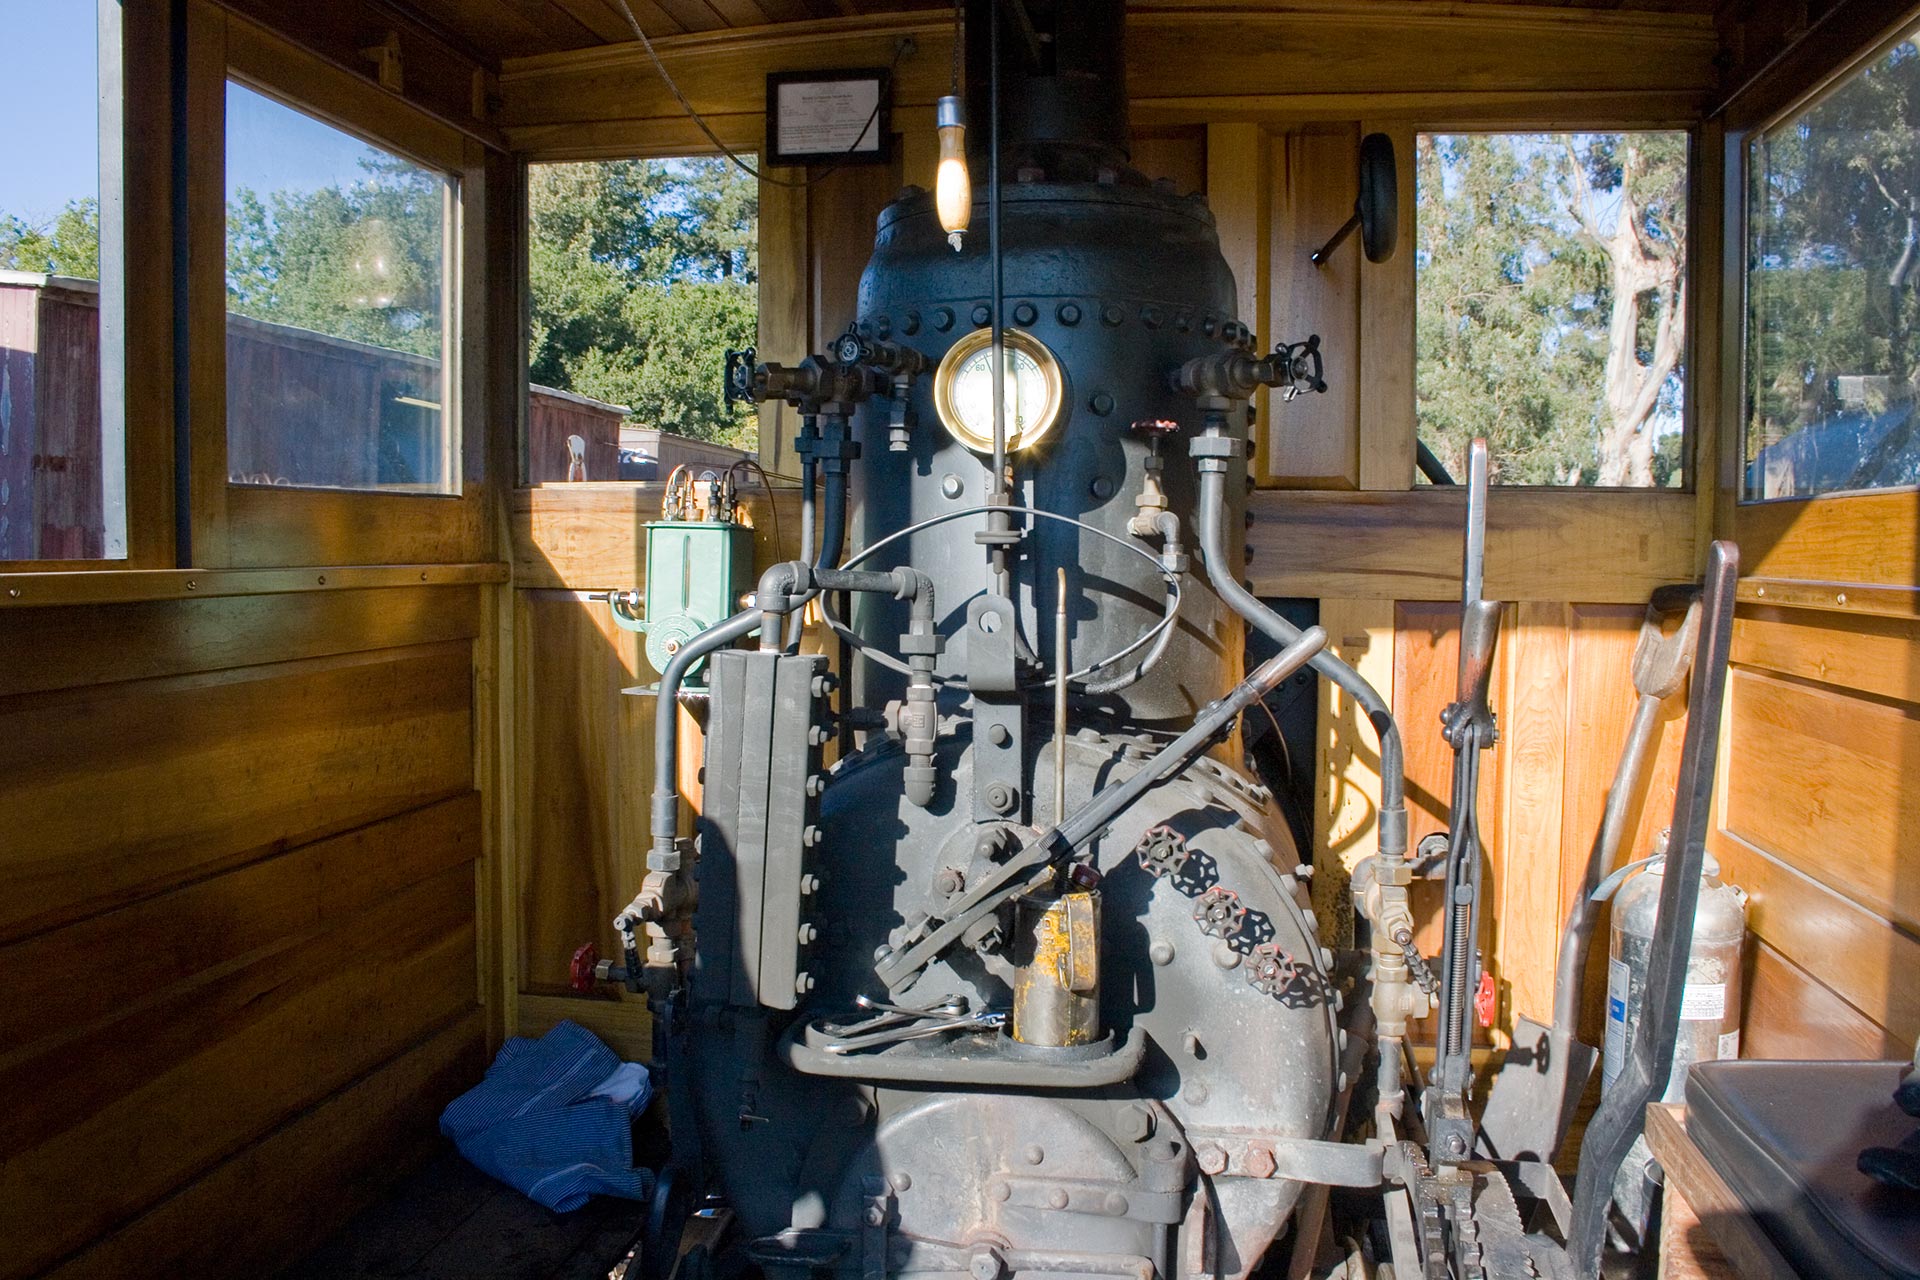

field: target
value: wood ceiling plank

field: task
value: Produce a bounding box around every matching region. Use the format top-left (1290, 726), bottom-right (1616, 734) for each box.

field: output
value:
top-left (553, 0), bottom-right (685, 41)
top-left (403, 0), bottom-right (579, 55)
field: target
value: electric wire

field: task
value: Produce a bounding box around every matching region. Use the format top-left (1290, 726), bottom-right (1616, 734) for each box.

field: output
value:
top-left (608, 0), bottom-right (906, 189)
top-left (727, 456), bottom-right (783, 562)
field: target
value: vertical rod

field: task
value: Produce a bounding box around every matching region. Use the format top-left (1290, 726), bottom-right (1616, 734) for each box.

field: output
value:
top-left (1054, 567), bottom-right (1068, 826)
top-left (985, 0), bottom-right (1009, 598)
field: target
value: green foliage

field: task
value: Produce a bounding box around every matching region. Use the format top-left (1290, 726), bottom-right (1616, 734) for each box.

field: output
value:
top-left (1745, 35), bottom-right (1920, 495)
top-left (226, 154), bottom-right (447, 359)
top-left (0, 198), bottom-right (101, 277)
top-left (1415, 133), bottom-right (1687, 486)
top-left (527, 157), bottom-right (759, 447)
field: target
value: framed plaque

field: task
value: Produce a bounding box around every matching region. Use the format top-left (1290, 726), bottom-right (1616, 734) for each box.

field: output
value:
top-left (765, 68), bottom-right (892, 166)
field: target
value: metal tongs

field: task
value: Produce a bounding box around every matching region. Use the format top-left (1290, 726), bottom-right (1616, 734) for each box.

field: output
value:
top-left (816, 995), bottom-right (1006, 1055)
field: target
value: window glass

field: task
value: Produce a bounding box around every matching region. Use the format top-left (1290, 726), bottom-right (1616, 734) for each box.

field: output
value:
top-left (1745, 28), bottom-right (1920, 500)
top-left (1416, 132), bottom-right (1689, 487)
top-left (225, 82), bottom-right (456, 493)
top-left (0, 1), bottom-right (125, 558)
top-left (525, 158), bottom-right (757, 483)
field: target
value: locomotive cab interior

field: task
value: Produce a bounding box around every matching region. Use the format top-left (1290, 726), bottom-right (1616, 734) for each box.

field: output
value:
top-left (2, 2), bottom-right (1919, 1279)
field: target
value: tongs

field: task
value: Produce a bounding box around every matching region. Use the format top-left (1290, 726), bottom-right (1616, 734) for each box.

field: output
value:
top-left (816, 995), bottom-right (1005, 1055)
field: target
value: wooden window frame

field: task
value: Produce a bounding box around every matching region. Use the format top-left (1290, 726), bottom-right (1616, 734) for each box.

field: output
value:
top-left (183, 3), bottom-right (492, 570)
top-left (1718, 2), bottom-right (1920, 598)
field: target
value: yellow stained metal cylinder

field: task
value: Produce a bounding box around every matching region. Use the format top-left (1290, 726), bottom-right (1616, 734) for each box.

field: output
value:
top-left (1010, 887), bottom-right (1101, 1046)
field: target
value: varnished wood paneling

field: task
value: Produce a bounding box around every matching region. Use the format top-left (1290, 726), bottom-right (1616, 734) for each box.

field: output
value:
top-left (1495, 602), bottom-right (1570, 1037)
top-left (511, 482), bottom-right (800, 590)
top-left (515, 591), bottom-right (655, 992)
top-left (42, 1010), bottom-right (487, 1280)
top-left (1735, 489), bottom-right (1920, 590)
top-left (1732, 604), bottom-right (1920, 706)
top-left (1739, 939), bottom-right (1903, 1063)
top-left (1312, 599), bottom-right (1395, 946)
top-left (1, 794), bottom-right (480, 1059)
top-left (1247, 489), bottom-right (1697, 603)
top-left (0, 643), bottom-right (474, 942)
top-left (1723, 667), bottom-right (1920, 934)
top-left (0, 584), bottom-right (480, 698)
top-left (0, 864), bottom-right (477, 1279)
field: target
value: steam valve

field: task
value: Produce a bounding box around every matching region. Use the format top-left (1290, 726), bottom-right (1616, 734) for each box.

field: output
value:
top-left (569, 942), bottom-right (630, 993)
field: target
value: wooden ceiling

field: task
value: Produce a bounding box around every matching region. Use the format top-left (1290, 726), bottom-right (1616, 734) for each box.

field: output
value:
top-left (396, 0), bottom-right (1717, 64)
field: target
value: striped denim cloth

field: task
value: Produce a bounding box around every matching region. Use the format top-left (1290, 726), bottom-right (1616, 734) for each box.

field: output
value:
top-left (440, 1020), bottom-right (656, 1211)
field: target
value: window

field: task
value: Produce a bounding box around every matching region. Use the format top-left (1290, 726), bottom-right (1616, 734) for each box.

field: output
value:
top-left (225, 82), bottom-right (456, 493)
top-left (1416, 131), bottom-right (1689, 487)
top-left (1745, 25), bottom-right (1920, 500)
top-left (0, 1), bottom-right (125, 558)
top-left (525, 158), bottom-right (758, 483)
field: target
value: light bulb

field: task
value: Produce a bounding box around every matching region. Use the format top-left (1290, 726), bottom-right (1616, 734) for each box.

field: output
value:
top-left (935, 94), bottom-right (970, 252)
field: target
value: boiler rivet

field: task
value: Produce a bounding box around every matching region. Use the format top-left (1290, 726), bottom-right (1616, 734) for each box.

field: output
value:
top-left (972, 304), bottom-right (992, 326)
top-left (1213, 941), bottom-right (1241, 969)
top-left (1013, 302), bottom-right (1037, 325)
top-left (934, 307), bottom-right (955, 332)
top-left (1101, 304), bottom-right (1123, 327)
top-left (1149, 940), bottom-right (1174, 966)
top-left (902, 310), bottom-right (921, 336)
top-left (1141, 305), bottom-right (1164, 328)
top-left (991, 1180), bottom-right (1011, 1202)
top-left (892, 1172), bottom-right (912, 1192)
top-left (988, 723), bottom-right (1010, 746)
top-left (1089, 392), bottom-right (1115, 416)
top-left (1048, 1188), bottom-right (1069, 1209)
top-left (941, 473), bottom-right (964, 499)
top-left (1091, 476), bottom-right (1116, 501)
top-left (1025, 1144), bottom-right (1045, 1165)
top-left (1057, 302), bottom-right (1082, 326)
top-left (1104, 1192), bottom-right (1129, 1216)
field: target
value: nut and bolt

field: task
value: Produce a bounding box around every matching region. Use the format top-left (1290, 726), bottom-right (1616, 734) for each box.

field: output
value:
top-left (969, 1247), bottom-right (1004, 1280)
top-left (987, 783), bottom-right (1015, 813)
top-left (1117, 1103), bottom-right (1155, 1142)
top-left (865, 1205), bottom-right (888, 1227)
top-left (1197, 1144), bottom-right (1228, 1176)
top-left (1244, 1143), bottom-right (1277, 1179)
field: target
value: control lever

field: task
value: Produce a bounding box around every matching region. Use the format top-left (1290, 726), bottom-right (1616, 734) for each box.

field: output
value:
top-left (1427, 438), bottom-right (1502, 1166)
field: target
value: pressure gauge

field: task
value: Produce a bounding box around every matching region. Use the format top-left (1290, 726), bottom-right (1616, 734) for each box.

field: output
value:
top-left (931, 327), bottom-right (1066, 453)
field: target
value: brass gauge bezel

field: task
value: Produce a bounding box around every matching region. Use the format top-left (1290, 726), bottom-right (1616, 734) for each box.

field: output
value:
top-left (931, 326), bottom-right (1066, 454)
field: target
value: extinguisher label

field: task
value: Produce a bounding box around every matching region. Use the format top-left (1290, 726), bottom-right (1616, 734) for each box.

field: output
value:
top-left (1603, 958), bottom-right (1631, 1089)
top-left (1680, 982), bottom-right (1727, 1021)
top-left (1718, 1029), bottom-right (1741, 1060)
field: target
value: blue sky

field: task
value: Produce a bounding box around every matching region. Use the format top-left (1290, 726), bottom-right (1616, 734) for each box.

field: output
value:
top-left (0, 6), bottom-right (402, 226)
top-left (0, 2), bottom-right (100, 220)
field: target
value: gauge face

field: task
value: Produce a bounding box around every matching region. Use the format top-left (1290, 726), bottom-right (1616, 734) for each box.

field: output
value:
top-left (932, 327), bottom-right (1065, 453)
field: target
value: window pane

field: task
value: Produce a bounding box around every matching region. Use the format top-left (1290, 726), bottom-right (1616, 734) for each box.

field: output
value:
top-left (525, 158), bottom-right (758, 483)
top-left (1416, 132), bottom-right (1689, 487)
top-left (0, 1), bottom-right (125, 559)
top-left (1745, 29), bottom-right (1920, 500)
top-left (225, 82), bottom-right (455, 493)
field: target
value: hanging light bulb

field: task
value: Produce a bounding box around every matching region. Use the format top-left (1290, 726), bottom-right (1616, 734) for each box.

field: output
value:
top-left (935, 94), bottom-right (970, 252)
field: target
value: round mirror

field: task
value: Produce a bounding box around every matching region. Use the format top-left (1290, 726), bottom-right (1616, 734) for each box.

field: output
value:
top-left (1357, 132), bottom-right (1398, 264)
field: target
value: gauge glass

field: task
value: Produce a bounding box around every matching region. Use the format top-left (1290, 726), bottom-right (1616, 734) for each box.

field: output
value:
top-left (951, 345), bottom-right (1048, 443)
top-left (932, 327), bottom-right (1064, 452)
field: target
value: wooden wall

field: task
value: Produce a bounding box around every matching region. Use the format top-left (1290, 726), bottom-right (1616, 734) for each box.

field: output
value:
top-left (0, 1), bottom-right (517, 1274)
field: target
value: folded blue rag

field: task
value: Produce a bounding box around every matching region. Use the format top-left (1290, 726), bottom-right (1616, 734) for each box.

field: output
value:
top-left (440, 1020), bottom-right (656, 1211)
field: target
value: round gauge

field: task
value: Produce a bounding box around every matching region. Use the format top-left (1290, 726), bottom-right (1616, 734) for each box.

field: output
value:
top-left (931, 327), bottom-right (1066, 453)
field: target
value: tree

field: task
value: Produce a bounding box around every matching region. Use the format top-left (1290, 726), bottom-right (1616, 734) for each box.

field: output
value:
top-left (526, 157), bottom-right (759, 446)
top-left (0, 198), bottom-right (101, 277)
top-left (1416, 133), bottom-right (1687, 487)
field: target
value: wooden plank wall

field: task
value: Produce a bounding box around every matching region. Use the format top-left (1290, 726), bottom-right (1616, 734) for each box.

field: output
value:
top-left (1704, 497), bottom-right (1920, 1061)
top-left (0, 587), bottom-right (489, 1279)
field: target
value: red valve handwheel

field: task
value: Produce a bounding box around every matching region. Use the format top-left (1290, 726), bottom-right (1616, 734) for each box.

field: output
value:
top-left (1474, 971), bottom-right (1498, 1028)
top-left (570, 942), bottom-right (599, 994)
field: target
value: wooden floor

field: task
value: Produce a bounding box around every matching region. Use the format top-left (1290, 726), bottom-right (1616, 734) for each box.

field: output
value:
top-left (276, 1146), bottom-right (644, 1280)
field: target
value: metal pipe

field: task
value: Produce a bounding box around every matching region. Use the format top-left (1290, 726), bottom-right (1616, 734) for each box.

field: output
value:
top-left (1192, 440), bottom-right (1407, 857)
top-left (649, 608), bottom-right (762, 852)
top-left (1054, 567), bottom-right (1069, 826)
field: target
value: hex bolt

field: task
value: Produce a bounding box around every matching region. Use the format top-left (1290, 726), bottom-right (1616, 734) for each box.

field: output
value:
top-left (795, 971), bottom-right (815, 994)
top-left (1245, 1144), bottom-right (1277, 1179)
top-left (1443, 1133), bottom-right (1468, 1158)
top-left (800, 874), bottom-right (822, 895)
top-left (933, 867), bottom-right (965, 896)
top-left (1117, 1103), bottom-right (1155, 1142)
top-left (797, 923), bottom-right (818, 944)
top-left (1197, 1145), bottom-right (1228, 1176)
top-left (865, 1205), bottom-right (887, 1227)
top-left (969, 1247), bottom-right (1004, 1280)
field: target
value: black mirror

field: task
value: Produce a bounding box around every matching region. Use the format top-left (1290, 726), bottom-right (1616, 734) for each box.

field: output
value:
top-left (1311, 132), bottom-right (1399, 266)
